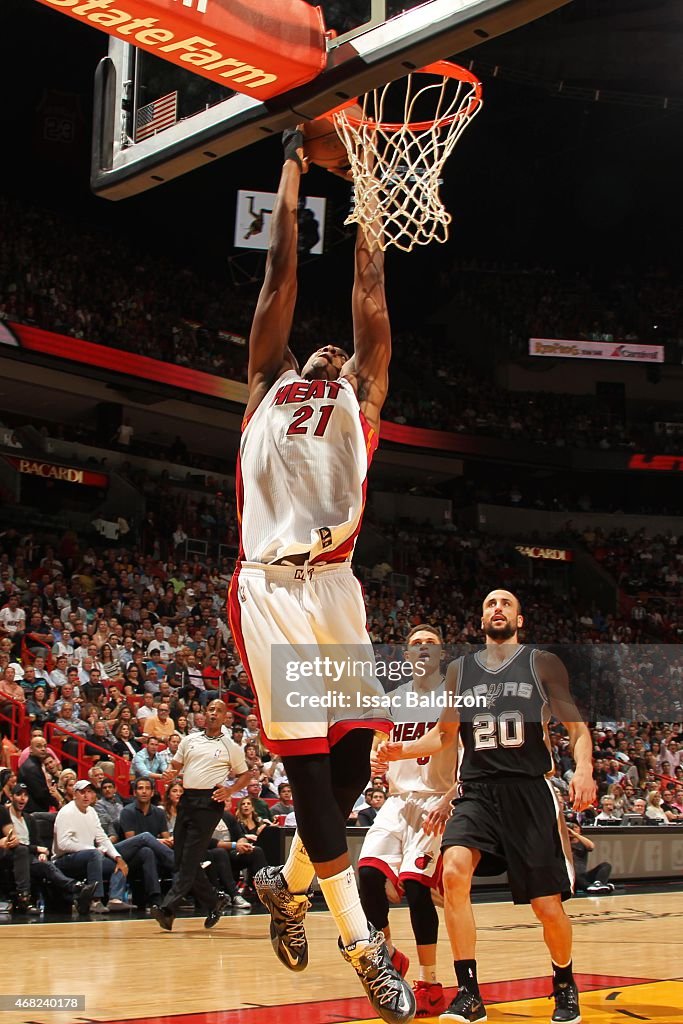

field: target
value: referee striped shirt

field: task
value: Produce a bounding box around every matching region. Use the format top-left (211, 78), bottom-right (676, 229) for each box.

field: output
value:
top-left (175, 732), bottom-right (247, 789)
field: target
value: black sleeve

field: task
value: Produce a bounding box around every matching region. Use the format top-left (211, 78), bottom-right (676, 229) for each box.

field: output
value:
top-left (18, 760), bottom-right (51, 809)
top-left (0, 805), bottom-right (10, 829)
top-left (118, 806), bottom-right (134, 834)
top-left (222, 811), bottom-right (245, 841)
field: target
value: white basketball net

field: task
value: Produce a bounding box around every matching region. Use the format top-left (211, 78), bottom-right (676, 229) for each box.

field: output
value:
top-left (333, 63), bottom-right (482, 253)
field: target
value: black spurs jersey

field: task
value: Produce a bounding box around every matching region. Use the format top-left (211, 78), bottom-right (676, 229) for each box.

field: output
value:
top-left (455, 645), bottom-right (553, 782)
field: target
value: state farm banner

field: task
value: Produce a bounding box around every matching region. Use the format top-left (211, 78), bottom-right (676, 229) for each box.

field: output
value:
top-left (529, 338), bottom-right (664, 363)
top-left (515, 545), bottom-right (573, 562)
top-left (33, 0), bottom-right (326, 101)
top-left (4, 456), bottom-right (108, 488)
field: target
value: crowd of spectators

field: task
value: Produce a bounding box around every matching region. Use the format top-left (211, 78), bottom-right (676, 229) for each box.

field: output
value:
top-left (2, 197), bottom-right (683, 456)
top-left (438, 259), bottom-right (683, 359)
top-left (0, 517), bottom-right (681, 917)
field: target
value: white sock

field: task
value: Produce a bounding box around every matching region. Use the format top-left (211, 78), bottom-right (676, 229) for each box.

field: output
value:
top-left (319, 866), bottom-right (370, 949)
top-left (419, 965), bottom-right (438, 984)
top-left (281, 832), bottom-right (315, 896)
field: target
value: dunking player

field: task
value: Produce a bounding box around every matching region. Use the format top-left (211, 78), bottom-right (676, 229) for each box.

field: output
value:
top-left (227, 129), bottom-right (415, 1024)
top-left (380, 590), bottom-right (596, 1024)
top-left (359, 625), bottom-right (457, 1017)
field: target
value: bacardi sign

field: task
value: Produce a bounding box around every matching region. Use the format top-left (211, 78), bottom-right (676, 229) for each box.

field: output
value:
top-left (33, 0), bottom-right (326, 100)
top-left (515, 545), bottom-right (573, 562)
top-left (4, 457), bottom-right (109, 488)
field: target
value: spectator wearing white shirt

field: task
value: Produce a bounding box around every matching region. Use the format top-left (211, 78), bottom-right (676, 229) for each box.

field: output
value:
top-left (51, 630), bottom-right (74, 659)
top-left (52, 781), bottom-right (132, 912)
top-left (136, 692), bottom-right (157, 722)
top-left (0, 595), bottom-right (26, 646)
top-left (595, 796), bottom-right (621, 823)
top-left (61, 601), bottom-right (88, 627)
top-left (147, 626), bottom-right (173, 664)
top-left (49, 656), bottom-right (70, 690)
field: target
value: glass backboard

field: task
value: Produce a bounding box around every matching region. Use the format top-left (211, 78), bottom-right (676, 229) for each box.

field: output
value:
top-left (92, 0), bottom-right (570, 200)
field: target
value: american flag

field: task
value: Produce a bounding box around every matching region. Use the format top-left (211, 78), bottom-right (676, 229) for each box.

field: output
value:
top-left (135, 92), bottom-right (178, 143)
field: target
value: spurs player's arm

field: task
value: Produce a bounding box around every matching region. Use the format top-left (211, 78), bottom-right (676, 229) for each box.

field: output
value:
top-left (534, 650), bottom-right (596, 812)
top-left (245, 135), bottom-right (306, 419)
top-left (341, 200), bottom-right (391, 434)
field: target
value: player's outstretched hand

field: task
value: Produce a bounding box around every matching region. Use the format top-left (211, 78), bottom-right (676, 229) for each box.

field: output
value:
top-left (282, 127), bottom-right (308, 173)
top-left (423, 795), bottom-right (452, 837)
top-left (377, 740), bottom-right (404, 763)
top-left (569, 767), bottom-right (597, 811)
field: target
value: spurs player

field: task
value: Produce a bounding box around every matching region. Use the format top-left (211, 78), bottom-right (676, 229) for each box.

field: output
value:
top-left (360, 625), bottom-right (457, 1018)
top-left (381, 591), bottom-right (596, 1024)
top-left (229, 129), bottom-right (414, 1024)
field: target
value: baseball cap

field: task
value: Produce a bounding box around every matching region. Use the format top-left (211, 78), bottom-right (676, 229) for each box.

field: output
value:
top-left (74, 780), bottom-right (96, 792)
top-left (12, 783), bottom-right (28, 795)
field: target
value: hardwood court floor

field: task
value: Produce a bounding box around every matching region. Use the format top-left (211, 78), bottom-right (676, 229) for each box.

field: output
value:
top-left (3, 891), bottom-right (682, 1024)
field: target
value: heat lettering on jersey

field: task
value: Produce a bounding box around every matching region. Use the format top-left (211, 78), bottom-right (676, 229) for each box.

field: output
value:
top-left (272, 379), bottom-right (342, 405)
top-left (392, 721), bottom-right (437, 743)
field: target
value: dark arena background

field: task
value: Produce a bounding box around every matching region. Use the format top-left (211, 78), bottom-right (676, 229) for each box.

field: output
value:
top-left (0, 1), bottom-right (682, 1023)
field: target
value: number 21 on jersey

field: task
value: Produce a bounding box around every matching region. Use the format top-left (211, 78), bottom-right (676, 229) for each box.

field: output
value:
top-left (286, 404), bottom-right (334, 437)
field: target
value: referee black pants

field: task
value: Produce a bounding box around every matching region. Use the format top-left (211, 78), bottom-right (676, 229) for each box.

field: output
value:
top-left (161, 789), bottom-right (223, 913)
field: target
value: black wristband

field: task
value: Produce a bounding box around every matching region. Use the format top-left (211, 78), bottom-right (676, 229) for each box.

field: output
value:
top-left (282, 128), bottom-right (304, 170)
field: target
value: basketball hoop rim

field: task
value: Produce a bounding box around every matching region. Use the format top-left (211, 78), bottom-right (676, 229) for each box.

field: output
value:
top-left (330, 61), bottom-right (482, 133)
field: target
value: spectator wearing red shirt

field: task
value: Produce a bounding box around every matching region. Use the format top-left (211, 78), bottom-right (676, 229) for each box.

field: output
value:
top-left (202, 654), bottom-right (222, 695)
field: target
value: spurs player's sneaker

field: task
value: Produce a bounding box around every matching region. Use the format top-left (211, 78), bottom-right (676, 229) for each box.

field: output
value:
top-left (339, 927), bottom-right (416, 1024)
top-left (440, 988), bottom-right (487, 1022)
top-left (254, 866), bottom-right (310, 972)
top-left (550, 981), bottom-right (581, 1023)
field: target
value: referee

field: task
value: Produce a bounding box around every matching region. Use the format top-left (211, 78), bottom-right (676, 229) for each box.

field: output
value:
top-left (151, 699), bottom-right (251, 931)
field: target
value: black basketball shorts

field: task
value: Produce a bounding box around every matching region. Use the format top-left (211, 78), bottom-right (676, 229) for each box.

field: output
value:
top-left (441, 776), bottom-right (574, 905)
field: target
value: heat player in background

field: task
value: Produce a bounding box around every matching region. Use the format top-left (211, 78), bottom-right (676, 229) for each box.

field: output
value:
top-left (360, 625), bottom-right (458, 1017)
top-left (380, 590), bottom-right (596, 1024)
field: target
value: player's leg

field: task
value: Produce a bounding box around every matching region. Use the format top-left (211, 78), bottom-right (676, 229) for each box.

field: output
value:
top-left (503, 780), bottom-right (579, 1024)
top-left (357, 796), bottom-right (408, 976)
top-left (254, 734), bottom-right (372, 973)
top-left (282, 734), bottom-right (415, 1024)
top-left (440, 844), bottom-right (487, 1024)
top-left (530, 896), bottom-right (580, 1024)
top-left (402, 879), bottom-right (445, 1017)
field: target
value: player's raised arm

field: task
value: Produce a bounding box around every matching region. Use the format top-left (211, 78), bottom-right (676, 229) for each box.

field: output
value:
top-left (246, 130), bottom-right (306, 414)
top-left (535, 650), bottom-right (596, 811)
top-left (343, 202), bottom-right (391, 433)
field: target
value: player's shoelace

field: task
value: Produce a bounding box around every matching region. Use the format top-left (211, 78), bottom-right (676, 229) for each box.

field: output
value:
top-left (346, 933), bottom-right (411, 1011)
top-left (550, 982), bottom-right (580, 1021)
top-left (363, 948), bottom-right (403, 1007)
top-left (258, 871), bottom-right (309, 951)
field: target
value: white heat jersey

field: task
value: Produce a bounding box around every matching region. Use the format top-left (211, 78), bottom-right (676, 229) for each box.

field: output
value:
top-left (238, 370), bottom-right (377, 564)
top-left (387, 680), bottom-right (457, 797)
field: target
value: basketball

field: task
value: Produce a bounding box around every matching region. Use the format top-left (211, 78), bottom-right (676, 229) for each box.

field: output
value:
top-left (302, 108), bottom-right (359, 170)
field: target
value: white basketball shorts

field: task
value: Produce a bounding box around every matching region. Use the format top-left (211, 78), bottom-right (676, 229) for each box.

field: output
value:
top-left (359, 792), bottom-right (444, 889)
top-left (228, 560), bottom-right (391, 755)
